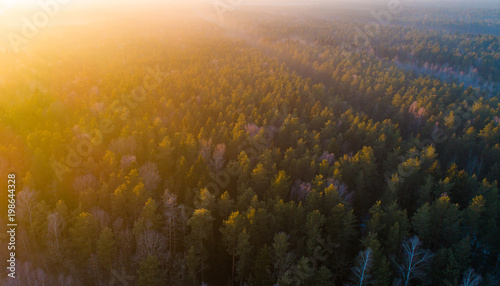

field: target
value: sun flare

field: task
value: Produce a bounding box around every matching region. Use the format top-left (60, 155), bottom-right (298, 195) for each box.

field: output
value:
top-left (0, 0), bottom-right (499, 285)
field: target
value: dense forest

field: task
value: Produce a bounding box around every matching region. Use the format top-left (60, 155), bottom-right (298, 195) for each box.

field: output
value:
top-left (0, 2), bottom-right (499, 285)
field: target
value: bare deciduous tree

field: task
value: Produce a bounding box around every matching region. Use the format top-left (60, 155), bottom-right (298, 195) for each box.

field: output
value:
top-left (87, 253), bottom-right (102, 285)
top-left (139, 161), bottom-right (161, 195)
top-left (199, 138), bottom-right (212, 163)
top-left (163, 189), bottom-right (179, 253)
top-left (18, 187), bottom-right (38, 224)
top-left (47, 212), bottom-right (65, 260)
top-left (290, 180), bottom-right (312, 201)
top-left (170, 252), bottom-right (188, 286)
top-left (90, 102), bottom-right (105, 116)
top-left (245, 123), bottom-right (261, 137)
top-left (112, 217), bottom-right (124, 233)
top-left (394, 236), bottom-right (433, 286)
top-left (461, 268), bottom-right (482, 286)
top-left (109, 136), bottom-right (137, 157)
top-left (162, 189), bottom-right (188, 286)
top-left (326, 179), bottom-right (353, 204)
top-left (12, 261), bottom-right (48, 286)
top-left (73, 174), bottom-right (97, 193)
top-left (57, 273), bottom-right (77, 286)
top-left (135, 230), bottom-right (167, 263)
top-left (210, 143), bottom-right (226, 173)
top-left (199, 139), bottom-right (226, 173)
top-left (116, 228), bottom-right (134, 269)
top-left (347, 248), bottom-right (373, 286)
top-left (319, 151), bottom-right (335, 165)
top-left (90, 207), bottom-right (111, 231)
top-left (120, 155), bottom-right (137, 170)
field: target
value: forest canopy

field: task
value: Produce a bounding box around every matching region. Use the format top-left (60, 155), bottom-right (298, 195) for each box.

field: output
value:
top-left (0, 1), bottom-right (499, 285)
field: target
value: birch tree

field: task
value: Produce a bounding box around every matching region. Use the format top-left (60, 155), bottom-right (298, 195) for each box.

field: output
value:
top-left (47, 212), bottom-right (65, 262)
top-left (461, 268), bottom-right (482, 286)
top-left (347, 248), bottom-right (373, 286)
top-left (393, 236), bottom-right (433, 286)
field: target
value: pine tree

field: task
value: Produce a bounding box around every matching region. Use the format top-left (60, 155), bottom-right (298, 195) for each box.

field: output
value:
top-left (236, 228), bottom-right (251, 285)
top-left (70, 212), bottom-right (99, 267)
top-left (273, 232), bottom-right (295, 285)
top-left (220, 211), bottom-right (245, 285)
top-left (432, 248), bottom-right (460, 285)
top-left (217, 191), bottom-right (235, 219)
top-left (137, 255), bottom-right (162, 286)
top-left (96, 227), bottom-right (116, 273)
top-left (133, 197), bottom-right (162, 236)
top-left (251, 245), bottom-right (274, 286)
top-left (305, 210), bottom-right (326, 255)
top-left (361, 232), bottom-right (392, 286)
top-left (187, 208), bottom-right (214, 284)
top-left (269, 170), bottom-right (292, 200)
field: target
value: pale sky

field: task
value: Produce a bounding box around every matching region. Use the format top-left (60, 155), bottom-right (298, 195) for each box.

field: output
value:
top-left (0, 0), bottom-right (498, 13)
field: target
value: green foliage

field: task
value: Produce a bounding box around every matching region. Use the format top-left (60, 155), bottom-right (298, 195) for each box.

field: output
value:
top-left (3, 5), bottom-right (499, 285)
top-left (137, 255), bottom-right (163, 286)
top-left (432, 248), bottom-right (460, 285)
top-left (96, 227), bottom-right (116, 272)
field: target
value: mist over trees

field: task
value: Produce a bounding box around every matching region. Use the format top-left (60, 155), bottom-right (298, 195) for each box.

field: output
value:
top-left (0, 2), bottom-right (499, 286)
